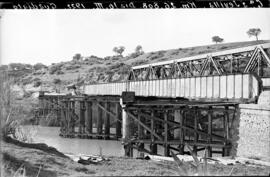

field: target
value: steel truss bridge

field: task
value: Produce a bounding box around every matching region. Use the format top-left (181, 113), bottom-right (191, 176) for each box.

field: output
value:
top-left (38, 43), bottom-right (270, 158)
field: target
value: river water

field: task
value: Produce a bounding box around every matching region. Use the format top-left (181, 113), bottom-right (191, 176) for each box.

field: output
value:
top-left (29, 126), bottom-right (124, 157)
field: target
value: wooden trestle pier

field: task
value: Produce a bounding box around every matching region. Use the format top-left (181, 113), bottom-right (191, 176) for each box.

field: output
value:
top-left (121, 94), bottom-right (238, 158)
top-left (38, 93), bottom-right (122, 140)
top-left (38, 92), bottom-right (238, 158)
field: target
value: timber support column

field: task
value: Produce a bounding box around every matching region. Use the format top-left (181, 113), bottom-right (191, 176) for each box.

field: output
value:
top-left (223, 106), bottom-right (230, 156)
top-left (207, 106), bottom-right (213, 157)
top-left (164, 110), bottom-right (170, 156)
top-left (150, 110), bottom-right (157, 155)
top-left (115, 102), bottom-right (122, 139)
top-left (86, 101), bottom-right (93, 136)
top-left (60, 100), bottom-right (67, 136)
top-left (175, 109), bottom-right (185, 155)
top-left (193, 107), bottom-right (198, 156)
top-left (70, 100), bottom-right (75, 134)
top-left (97, 101), bottom-right (103, 138)
top-left (138, 109), bottom-right (145, 158)
top-left (79, 101), bottom-right (86, 134)
top-left (120, 98), bottom-right (132, 157)
top-left (92, 100), bottom-right (98, 135)
top-left (104, 102), bottom-right (110, 139)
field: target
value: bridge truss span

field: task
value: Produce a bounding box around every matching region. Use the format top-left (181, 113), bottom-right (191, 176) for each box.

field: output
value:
top-left (128, 43), bottom-right (270, 81)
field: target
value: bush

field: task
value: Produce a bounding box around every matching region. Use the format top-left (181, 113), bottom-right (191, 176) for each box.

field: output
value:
top-left (53, 78), bottom-right (61, 84)
top-left (33, 70), bottom-right (46, 75)
top-left (131, 60), bottom-right (147, 66)
top-left (33, 63), bottom-right (47, 70)
top-left (33, 81), bottom-right (42, 87)
top-left (128, 52), bottom-right (142, 59)
top-left (109, 62), bottom-right (125, 70)
top-left (49, 65), bottom-right (62, 75)
top-left (56, 70), bottom-right (64, 75)
top-left (8, 63), bottom-right (26, 71)
top-left (220, 46), bottom-right (228, 50)
top-left (65, 64), bottom-right (81, 70)
top-left (104, 56), bottom-right (111, 60)
top-left (1, 72), bottom-right (37, 142)
top-left (0, 65), bottom-right (8, 71)
top-left (21, 77), bottom-right (33, 85)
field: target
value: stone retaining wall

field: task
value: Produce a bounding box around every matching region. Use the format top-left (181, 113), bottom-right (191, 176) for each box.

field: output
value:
top-left (236, 91), bottom-right (270, 162)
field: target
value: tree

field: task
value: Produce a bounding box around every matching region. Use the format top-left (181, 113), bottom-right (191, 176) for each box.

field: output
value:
top-left (247, 28), bottom-right (261, 41)
top-left (135, 45), bottom-right (144, 54)
top-left (113, 46), bottom-right (125, 56)
top-left (73, 53), bottom-right (82, 61)
top-left (212, 36), bottom-right (224, 44)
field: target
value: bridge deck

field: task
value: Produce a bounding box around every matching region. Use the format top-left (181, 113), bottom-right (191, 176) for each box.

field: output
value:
top-left (84, 73), bottom-right (261, 103)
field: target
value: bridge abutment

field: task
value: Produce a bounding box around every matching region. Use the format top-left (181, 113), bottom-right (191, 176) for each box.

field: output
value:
top-left (236, 91), bottom-right (270, 162)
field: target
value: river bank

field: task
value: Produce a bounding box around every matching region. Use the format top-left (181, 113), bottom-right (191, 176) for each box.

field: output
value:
top-left (2, 137), bottom-right (270, 176)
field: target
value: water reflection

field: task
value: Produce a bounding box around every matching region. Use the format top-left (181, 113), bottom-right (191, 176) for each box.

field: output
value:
top-left (30, 126), bottom-right (124, 156)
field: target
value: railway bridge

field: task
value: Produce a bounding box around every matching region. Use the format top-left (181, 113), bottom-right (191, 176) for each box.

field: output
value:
top-left (38, 43), bottom-right (270, 159)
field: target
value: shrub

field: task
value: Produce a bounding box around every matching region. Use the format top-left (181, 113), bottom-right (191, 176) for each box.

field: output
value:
top-left (171, 50), bottom-right (179, 55)
top-left (0, 65), bottom-right (8, 71)
top-left (104, 56), bottom-right (111, 60)
top-left (109, 62), bottom-right (125, 70)
top-left (1, 72), bottom-right (37, 142)
top-left (53, 78), bottom-right (61, 84)
top-left (65, 64), bottom-right (81, 70)
top-left (220, 46), bottom-right (228, 50)
top-left (131, 60), bottom-right (147, 66)
top-left (21, 77), bottom-right (33, 85)
top-left (49, 64), bottom-right (62, 75)
top-left (33, 81), bottom-right (42, 87)
top-left (128, 52), bottom-right (141, 58)
top-left (33, 63), bottom-right (47, 70)
top-left (56, 70), bottom-right (64, 75)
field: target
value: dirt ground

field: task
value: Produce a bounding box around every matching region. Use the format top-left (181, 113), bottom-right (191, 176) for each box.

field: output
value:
top-left (1, 140), bottom-right (270, 176)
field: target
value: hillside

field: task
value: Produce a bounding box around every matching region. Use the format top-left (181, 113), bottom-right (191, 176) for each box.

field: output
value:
top-left (1, 40), bottom-right (269, 99)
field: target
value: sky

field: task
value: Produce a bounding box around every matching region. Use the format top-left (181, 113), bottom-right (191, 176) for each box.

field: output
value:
top-left (1, 9), bottom-right (270, 65)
